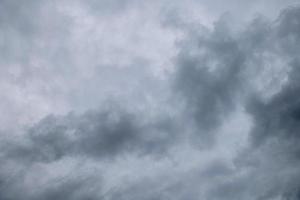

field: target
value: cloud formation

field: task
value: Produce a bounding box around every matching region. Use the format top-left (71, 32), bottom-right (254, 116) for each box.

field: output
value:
top-left (1, 1), bottom-right (300, 200)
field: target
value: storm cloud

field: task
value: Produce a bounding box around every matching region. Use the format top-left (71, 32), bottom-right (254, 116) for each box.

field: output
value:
top-left (1, 1), bottom-right (300, 200)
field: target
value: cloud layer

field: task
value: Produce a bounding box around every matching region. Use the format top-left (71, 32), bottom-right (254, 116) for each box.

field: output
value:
top-left (1, 1), bottom-right (300, 200)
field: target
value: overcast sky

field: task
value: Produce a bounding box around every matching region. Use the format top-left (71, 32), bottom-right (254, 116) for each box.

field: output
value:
top-left (1, 1), bottom-right (300, 200)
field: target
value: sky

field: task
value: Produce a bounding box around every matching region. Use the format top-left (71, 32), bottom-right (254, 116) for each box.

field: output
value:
top-left (1, 0), bottom-right (300, 199)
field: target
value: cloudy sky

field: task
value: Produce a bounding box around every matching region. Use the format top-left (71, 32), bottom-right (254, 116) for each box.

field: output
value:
top-left (1, 0), bottom-right (300, 199)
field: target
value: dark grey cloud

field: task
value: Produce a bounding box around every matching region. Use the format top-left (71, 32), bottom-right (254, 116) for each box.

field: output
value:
top-left (2, 104), bottom-right (176, 164)
top-left (213, 6), bottom-right (300, 200)
top-left (158, 5), bottom-right (300, 200)
top-left (173, 18), bottom-right (245, 144)
top-left (0, 103), bottom-right (178, 199)
top-left (246, 6), bottom-right (300, 151)
top-left (103, 6), bottom-right (300, 200)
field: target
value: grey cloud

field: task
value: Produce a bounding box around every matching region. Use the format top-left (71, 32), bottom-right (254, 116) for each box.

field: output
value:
top-left (173, 16), bottom-right (246, 145)
top-left (1, 1), bottom-right (300, 200)
top-left (81, 0), bottom-right (138, 15)
top-left (0, 0), bottom-right (172, 131)
top-left (172, 5), bottom-right (300, 146)
top-left (170, 5), bottom-right (300, 200)
top-left (3, 105), bottom-right (177, 164)
top-left (246, 6), bottom-right (300, 147)
top-left (31, 178), bottom-right (101, 200)
top-left (201, 160), bottom-right (234, 178)
top-left (225, 6), bottom-right (300, 200)
top-left (0, 168), bottom-right (102, 200)
top-left (105, 158), bottom-right (236, 200)
top-left (0, 104), bottom-right (177, 200)
top-left (0, 0), bottom-right (71, 64)
top-left (277, 6), bottom-right (300, 55)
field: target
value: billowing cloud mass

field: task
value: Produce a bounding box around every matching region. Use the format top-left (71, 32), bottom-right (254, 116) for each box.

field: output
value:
top-left (1, 0), bottom-right (300, 199)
